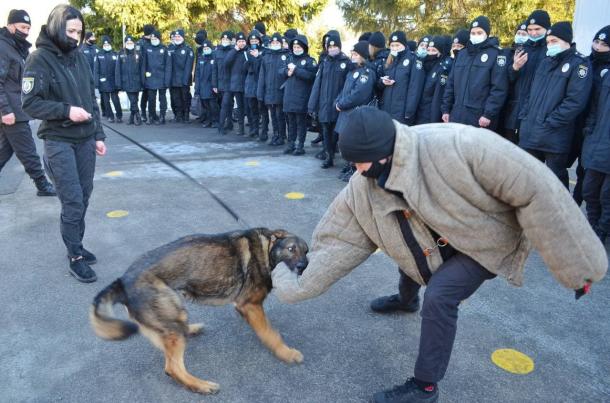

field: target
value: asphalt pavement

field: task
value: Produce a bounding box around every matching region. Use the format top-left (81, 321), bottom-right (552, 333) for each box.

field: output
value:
top-left (1, 118), bottom-right (608, 403)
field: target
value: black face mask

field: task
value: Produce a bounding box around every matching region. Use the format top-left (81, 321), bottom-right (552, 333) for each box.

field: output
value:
top-left (362, 160), bottom-right (388, 178)
top-left (58, 37), bottom-right (79, 52)
top-left (14, 29), bottom-right (28, 40)
top-left (590, 49), bottom-right (610, 64)
top-left (87, 39), bottom-right (96, 45)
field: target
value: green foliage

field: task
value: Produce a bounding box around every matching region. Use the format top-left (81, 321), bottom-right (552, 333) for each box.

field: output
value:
top-left (338, 0), bottom-right (575, 47)
top-left (69, 0), bottom-right (328, 48)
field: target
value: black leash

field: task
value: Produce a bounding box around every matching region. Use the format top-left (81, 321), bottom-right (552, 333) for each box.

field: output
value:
top-left (102, 123), bottom-right (251, 229)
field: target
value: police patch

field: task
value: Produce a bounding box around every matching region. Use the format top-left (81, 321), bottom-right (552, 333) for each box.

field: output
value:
top-left (403, 59), bottom-right (410, 67)
top-left (160, 49), bottom-right (164, 54)
top-left (281, 55), bottom-right (286, 61)
top-left (145, 72), bottom-right (152, 77)
top-left (602, 68), bottom-right (608, 78)
top-left (472, 21), bottom-right (479, 27)
top-left (453, 38), bottom-right (458, 43)
top-left (301, 59), bottom-right (306, 66)
top-left (22, 77), bottom-right (34, 94)
top-left (497, 55), bottom-right (506, 67)
top-left (530, 18), bottom-right (536, 24)
top-left (432, 72), bottom-right (436, 78)
top-left (181, 49), bottom-right (185, 54)
top-left (353, 71), bottom-right (359, 79)
top-left (440, 75), bottom-right (447, 85)
top-left (562, 63), bottom-right (570, 73)
top-left (481, 53), bottom-right (488, 62)
top-left (112, 55), bottom-right (117, 60)
top-left (211, 60), bottom-right (214, 64)
top-left (340, 62), bottom-right (346, 69)
top-left (578, 65), bottom-right (588, 78)
top-left (416, 60), bottom-right (422, 70)
top-left (392, 36), bottom-right (398, 41)
top-left (600, 33), bottom-right (607, 41)
top-left (360, 75), bottom-right (368, 83)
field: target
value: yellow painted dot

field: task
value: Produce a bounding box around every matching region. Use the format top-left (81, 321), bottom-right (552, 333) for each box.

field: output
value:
top-left (106, 210), bottom-right (129, 218)
top-left (285, 192), bottom-right (305, 200)
top-left (104, 171), bottom-right (123, 177)
top-left (245, 161), bottom-right (260, 167)
top-left (491, 349), bottom-right (534, 375)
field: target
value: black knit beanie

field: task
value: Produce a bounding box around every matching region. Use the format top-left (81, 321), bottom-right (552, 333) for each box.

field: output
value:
top-left (368, 31), bottom-right (386, 49)
top-left (470, 16), bottom-right (491, 36)
top-left (453, 29), bottom-right (470, 46)
top-left (547, 21), bottom-right (573, 44)
top-left (8, 9), bottom-right (31, 25)
top-left (353, 41), bottom-right (369, 59)
top-left (338, 106), bottom-right (396, 163)
top-left (143, 24), bottom-right (155, 36)
top-left (594, 25), bottom-right (610, 46)
top-left (388, 31), bottom-right (408, 47)
top-left (527, 10), bottom-right (551, 30)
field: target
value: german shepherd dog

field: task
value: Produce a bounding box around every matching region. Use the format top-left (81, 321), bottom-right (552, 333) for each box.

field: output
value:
top-left (90, 228), bottom-right (308, 394)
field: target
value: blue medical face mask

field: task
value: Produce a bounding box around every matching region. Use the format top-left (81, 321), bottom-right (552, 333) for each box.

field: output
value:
top-left (416, 47), bottom-right (428, 58)
top-left (514, 34), bottom-right (528, 44)
top-left (203, 48), bottom-right (212, 55)
top-left (293, 49), bottom-right (304, 56)
top-left (529, 34), bottom-right (545, 42)
top-left (546, 44), bottom-right (566, 57)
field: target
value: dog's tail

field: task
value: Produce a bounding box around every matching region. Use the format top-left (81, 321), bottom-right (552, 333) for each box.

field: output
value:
top-left (89, 279), bottom-right (138, 340)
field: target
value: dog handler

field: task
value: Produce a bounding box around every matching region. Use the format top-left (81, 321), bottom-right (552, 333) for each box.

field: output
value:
top-left (272, 106), bottom-right (607, 403)
top-left (22, 5), bottom-right (106, 283)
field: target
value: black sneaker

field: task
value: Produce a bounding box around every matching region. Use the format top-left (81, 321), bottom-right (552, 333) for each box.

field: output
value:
top-left (34, 177), bottom-right (57, 197)
top-left (373, 378), bottom-right (438, 403)
top-left (370, 294), bottom-right (420, 313)
top-left (82, 249), bottom-right (97, 265)
top-left (69, 257), bottom-right (97, 283)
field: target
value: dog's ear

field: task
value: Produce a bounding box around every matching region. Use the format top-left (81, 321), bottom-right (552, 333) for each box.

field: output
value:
top-left (272, 229), bottom-right (290, 239)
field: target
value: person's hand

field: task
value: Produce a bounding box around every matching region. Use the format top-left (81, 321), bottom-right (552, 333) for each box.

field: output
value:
top-left (479, 116), bottom-right (491, 128)
top-left (381, 76), bottom-right (394, 86)
top-left (213, 88), bottom-right (218, 94)
top-left (1, 113), bottom-right (16, 126)
top-left (512, 50), bottom-right (528, 71)
top-left (69, 106), bottom-right (91, 122)
top-left (442, 113), bottom-right (450, 123)
top-left (250, 49), bottom-right (259, 57)
top-left (95, 141), bottom-right (107, 156)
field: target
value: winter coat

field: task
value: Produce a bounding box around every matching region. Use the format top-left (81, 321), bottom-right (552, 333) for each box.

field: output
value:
top-left (225, 47), bottom-right (248, 93)
top-left (211, 45), bottom-right (232, 92)
top-left (115, 49), bottom-right (143, 92)
top-left (581, 70), bottom-right (610, 173)
top-left (377, 49), bottom-right (420, 123)
top-left (0, 27), bottom-right (30, 121)
top-left (257, 48), bottom-right (289, 105)
top-left (194, 52), bottom-right (215, 100)
top-left (334, 63), bottom-right (375, 134)
top-left (519, 47), bottom-right (592, 154)
top-left (80, 42), bottom-right (99, 75)
top-left (244, 48), bottom-right (263, 98)
top-left (307, 51), bottom-right (350, 123)
top-left (280, 52), bottom-right (317, 113)
top-left (272, 122), bottom-right (607, 303)
top-left (141, 44), bottom-right (172, 90)
top-left (94, 49), bottom-right (119, 92)
top-left (168, 43), bottom-right (194, 87)
top-left (415, 57), bottom-right (453, 124)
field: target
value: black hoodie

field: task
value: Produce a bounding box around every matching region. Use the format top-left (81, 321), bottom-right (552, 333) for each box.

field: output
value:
top-left (0, 27), bottom-right (32, 122)
top-left (22, 26), bottom-right (104, 143)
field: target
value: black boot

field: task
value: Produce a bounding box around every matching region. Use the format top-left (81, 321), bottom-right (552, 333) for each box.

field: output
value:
top-left (321, 128), bottom-right (334, 168)
top-left (293, 142), bottom-right (305, 155)
top-left (34, 177), bottom-right (56, 197)
top-left (283, 143), bottom-right (296, 154)
top-left (160, 113), bottom-right (166, 124)
top-left (218, 126), bottom-right (227, 135)
top-left (134, 112), bottom-right (142, 126)
top-left (315, 149), bottom-right (327, 160)
top-left (68, 256), bottom-right (97, 283)
top-left (370, 294), bottom-right (420, 313)
top-left (175, 113), bottom-right (184, 123)
top-left (183, 111), bottom-right (190, 123)
top-left (107, 116), bottom-right (115, 123)
top-left (373, 378), bottom-right (438, 403)
top-left (310, 133), bottom-right (323, 145)
top-left (116, 115), bottom-right (123, 123)
top-left (141, 111), bottom-right (147, 122)
top-left (127, 112), bottom-right (134, 125)
top-left (238, 123), bottom-right (245, 136)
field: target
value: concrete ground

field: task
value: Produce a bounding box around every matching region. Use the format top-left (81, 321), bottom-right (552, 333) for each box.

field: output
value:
top-left (1, 118), bottom-right (608, 403)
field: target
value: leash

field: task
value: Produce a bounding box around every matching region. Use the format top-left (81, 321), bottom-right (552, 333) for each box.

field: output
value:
top-left (102, 123), bottom-right (251, 229)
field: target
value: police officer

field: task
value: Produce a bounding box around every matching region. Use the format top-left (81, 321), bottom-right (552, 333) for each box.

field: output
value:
top-left (506, 10), bottom-right (551, 144)
top-left (377, 31), bottom-right (419, 124)
top-left (307, 33), bottom-right (350, 167)
top-left (0, 9), bottom-right (55, 196)
top-left (502, 21), bottom-right (530, 143)
top-left (142, 30), bottom-right (171, 125)
top-left (95, 35), bottom-right (122, 123)
top-left (136, 24), bottom-right (155, 123)
top-left (244, 30), bottom-right (265, 140)
top-left (194, 39), bottom-right (218, 128)
top-left (519, 22), bottom-right (592, 188)
top-left (193, 29), bottom-right (208, 123)
top-left (212, 31), bottom-right (234, 135)
top-left (449, 29), bottom-right (469, 60)
top-left (81, 31), bottom-right (98, 74)
top-left (368, 31), bottom-right (389, 100)
top-left (115, 35), bottom-right (143, 125)
top-left (223, 32), bottom-right (248, 136)
top-left (281, 34), bottom-right (317, 155)
top-left (168, 29), bottom-right (194, 123)
top-left (441, 16), bottom-right (509, 131)
top-left (415, 35), bottom-right (430, 59)
top-left (582, 27), bottom-right (610, 243)
top-left (22, 4), bottom-right (107, 282)
top-left (414, 36), bottom-right (453, 124)
top-left (257, 33), bottom-right (289, 145)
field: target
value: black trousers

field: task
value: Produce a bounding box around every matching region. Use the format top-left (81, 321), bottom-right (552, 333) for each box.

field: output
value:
top-left (147, 88), bottom-right (167, 119)
top-left (100, 91), bottom-right (122, 119)
top-left (259, 102), bottom-right (269, 136)
top-left (321, 121), bottom-right (336, 154)
top-left (200, 97), bottom-right (219, 124)
top-left (397, 253), bottom-right (495, 383)
top-left (0, 121), bottom-right (45, 180)
top-left (43, 138), bottom-right (96, 258)
top-left (140, 90), bottom-right (148, 116)
top-left (170, 86), bottom-right (190, 118)
top-left (583, 169), bottom-right (610, 234)
top-left (247, 97), bottom-right (260, 135)
top-left (232, 92), bottom-right (245, 125)
top-left (126, 92), bottom-right (139, 112)
top-left (286, 112), bottom-right (308, 146)
top-left (269, 104), bottom-right (286, 138)
top-left (524, 148), bottom-right (570, 189)
top-left (218, 91), bottom-right (233, 129)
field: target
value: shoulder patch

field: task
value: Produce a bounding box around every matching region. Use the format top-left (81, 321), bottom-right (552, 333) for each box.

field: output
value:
top-left (359, 75), bottom-right (368, 83)
top-left (416, 60), bottom-right (422, 69)
top-left (301, 59), bottom-right (306, 66)
top-left (340, 62), bottom-right (346, 69)
top-left (281, 55), bottom-right (287, 61)
top-left (22, 77), bottom-right (34, 94)
top-left (211, 59), bottom-right (214, 64)
top-left (440, 74), bottom-right (447, 85)
top-left (481, 53), bottom-right (488, 63)
top-left (562, 63), bottom-right (570, 73)
top-left (497, 55), bottom-right (506, 67)
top-left (578, 64), bottom-right (588, 78)
top-left (353, 71), bottom-right (360, 79)
top-left (403, 58), bottom-right (410, 67)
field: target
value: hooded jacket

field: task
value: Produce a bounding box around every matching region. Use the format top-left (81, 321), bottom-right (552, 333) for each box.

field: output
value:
top-left (0, 27), bottom-right (31, 122)
top-left (280, 36), bottom-right (318, 113)
top-left (377, 48), bottom-right (420, 123)
top-left (257, 47), bottom-right (289, 105)
top-left (272, 122), bottom-right (607, 302)
top-left (94, 47), bottom-right (119, 92)
top-left (115, 48), bottom-right (143, 92)
top-left (307, 51), bottom-right (350, 123)
top-left (21, 26), bottom-right (105, 143)
top-left (168, 42), bottom-right (194, 87)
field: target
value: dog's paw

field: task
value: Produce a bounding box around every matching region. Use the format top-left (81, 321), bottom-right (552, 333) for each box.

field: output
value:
top-left (278, 347), bottom-right (304, 364)
top-left (191, 380), bottom-right (220, 395)
top-left (187, 323), bottom-right (205, 337)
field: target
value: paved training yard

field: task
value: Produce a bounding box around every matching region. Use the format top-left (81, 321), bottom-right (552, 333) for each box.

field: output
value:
top-left (1, 119), bottom-right (608, 402)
